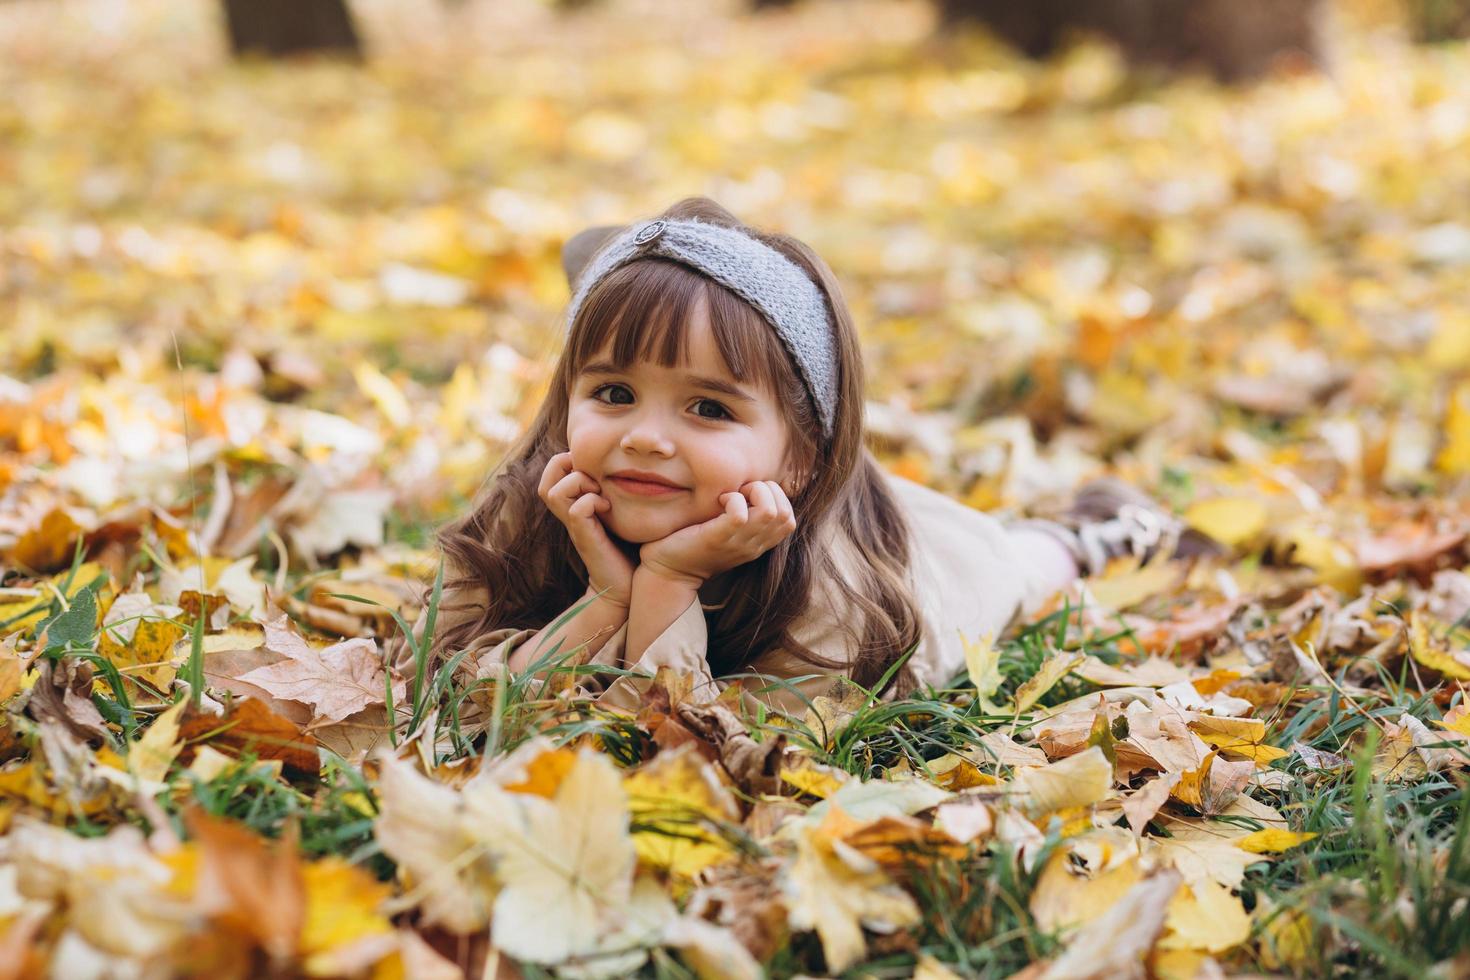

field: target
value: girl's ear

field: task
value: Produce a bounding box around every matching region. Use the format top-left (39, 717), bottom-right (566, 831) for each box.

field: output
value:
top-left (780, 468), bottom-right (807, 498)
top-left (561, 224), bottom-right (627, 290)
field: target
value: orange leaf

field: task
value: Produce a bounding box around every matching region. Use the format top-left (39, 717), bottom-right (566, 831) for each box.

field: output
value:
top-left (184, 808), bottom-right (306, 964)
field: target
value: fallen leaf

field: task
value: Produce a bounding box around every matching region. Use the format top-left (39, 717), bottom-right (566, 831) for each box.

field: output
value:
top-left (1169, 751), bottom-right (1254, 815)
top-left (805, 776), bottom-right (951, 825)
top-left (1086, 559), bottom-right (1187, 612)
top-left (1040, 869), bottom-right (1181, 980)
top-left (839, 813), bottom-right (969, 867)
top-left (371, 752), bottom-right (496, 934)
top-left (780, 758), bottom-right (849, 799)
top-left (1011, 649), bottom-right (1085, 714)
top-left (184, 808), bottom-right (306, 964)
top-left (1439, 703), bottom-right (1470, 738)
top-left (236, 634), bottom-right (388, 725)
top-left (934, 799), bottom-right (994, 844)
top-left (1235, 828), bottom-right (1317, 853)
top-left (1407, 611), bottom-right (1470, 681)
top-left (1013, 746), bottom-right (1113, 818)
top-left (178, 697), bottom-right (320, 776)
top-left (1183, 497), bottom-right (1267, 549)
top-left (1188, 715), bottom-right (1291, 767)
top-left (781, 806), bottom-right (920, 973)
top-left (299, 857), bottom-right (396, 977)
top-left (473, 748), bottom-right (642, 965)
top-left (1030, 842), bottom-right (1143, 934)
top-left (1159, 877), bottom-right (1251, 953)
top-left (1372, 722), bottom-right (1430, 782)
top-left (1122, 772), bottom-right (1180, 834)
top-left (624, 745), bottom-right (740, 878)
top-left (962, 631), bottom-right (1004, 708)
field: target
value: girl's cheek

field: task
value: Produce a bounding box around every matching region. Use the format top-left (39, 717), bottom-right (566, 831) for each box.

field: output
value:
top-left (563, 424), bottom-right (594, 473)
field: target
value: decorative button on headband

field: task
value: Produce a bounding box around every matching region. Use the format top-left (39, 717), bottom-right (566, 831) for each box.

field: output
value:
top-left (563, 216), bottom-right (840, 441)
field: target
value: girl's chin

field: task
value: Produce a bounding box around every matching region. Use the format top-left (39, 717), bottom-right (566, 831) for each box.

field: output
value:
top-left (605, 511), bottom-right (712, 545)
top-left (605, 520), bottom-right (674, 545)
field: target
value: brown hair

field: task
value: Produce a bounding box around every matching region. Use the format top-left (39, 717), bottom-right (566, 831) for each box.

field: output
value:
top-left (430, 197), bottom-right (923, 692)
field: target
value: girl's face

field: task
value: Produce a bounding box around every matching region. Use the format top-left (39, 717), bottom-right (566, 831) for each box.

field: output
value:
top-left (566, 298), bottom-right (794, 545)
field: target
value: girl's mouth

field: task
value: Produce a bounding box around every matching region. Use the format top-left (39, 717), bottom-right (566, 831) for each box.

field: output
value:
top-left (607, 475), bottom-right (687, 497)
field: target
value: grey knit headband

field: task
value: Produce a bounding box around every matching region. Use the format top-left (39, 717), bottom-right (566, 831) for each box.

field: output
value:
top-left (563, 217), bottom-right (839, 440)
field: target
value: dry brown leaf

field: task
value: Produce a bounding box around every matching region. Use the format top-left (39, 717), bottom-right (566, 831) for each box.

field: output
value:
top-left (178, 697), bottom-right (320, 776)
top-left (235, 635), bottom-right (389, 725)
top-left (1122, 772), bottom-right (1180, 835)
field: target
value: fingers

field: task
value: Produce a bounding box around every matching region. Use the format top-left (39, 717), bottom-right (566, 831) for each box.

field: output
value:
top-left (745, 479), bottom-right (774, 518)
top-left (712, 481), bottom-right (796, 557)
top-left (539, 454), bottom-right (614, 539)
top-left (771, 481), bottom-right (795, 524)
top-left (542, 461), bottom-right (601, 519)
top-left (720, 490), bottom-right (750, 524)
top-left (552, 469), bottom-right (599, 502)
top-left (567, 492), bottom-right (608, 520)
top-left (537, 452), bottom-right (575, 500)
top-left (741, 480), bottom-right (796, 532)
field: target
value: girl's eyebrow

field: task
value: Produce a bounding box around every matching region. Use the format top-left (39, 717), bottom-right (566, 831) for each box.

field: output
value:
top-left (581, 359), bottom-right (756, 403)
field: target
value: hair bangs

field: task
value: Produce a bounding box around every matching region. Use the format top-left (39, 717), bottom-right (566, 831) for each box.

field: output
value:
top-left (566, 257), bottom-right (794, 398)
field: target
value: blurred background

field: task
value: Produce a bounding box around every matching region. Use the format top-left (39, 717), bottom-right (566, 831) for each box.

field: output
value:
top-left (2, 0), bottom-right (1469, 583)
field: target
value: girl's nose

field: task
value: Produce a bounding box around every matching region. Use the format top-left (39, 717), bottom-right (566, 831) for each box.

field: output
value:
top-left (619, 419), bottom-right (675, 457)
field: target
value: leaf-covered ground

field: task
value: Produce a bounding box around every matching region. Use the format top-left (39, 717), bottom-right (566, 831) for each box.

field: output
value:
top-left (1, 1), bottom-right (1469, 977)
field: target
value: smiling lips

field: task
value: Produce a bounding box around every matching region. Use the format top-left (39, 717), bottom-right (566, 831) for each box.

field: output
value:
top-left (607, 471), bottom-right (686, 497)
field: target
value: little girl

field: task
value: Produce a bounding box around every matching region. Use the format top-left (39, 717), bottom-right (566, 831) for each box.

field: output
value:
top-left (394, 197), bottom-right (1184, 715)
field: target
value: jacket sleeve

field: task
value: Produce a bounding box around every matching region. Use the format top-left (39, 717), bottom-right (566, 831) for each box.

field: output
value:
top-left (451, 594), bottom-right (856, 720)
top-left (390, 540), bottom-right (862, 720)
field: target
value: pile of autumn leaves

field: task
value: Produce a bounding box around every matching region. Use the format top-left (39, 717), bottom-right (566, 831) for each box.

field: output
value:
top-left (4, 3), bottom-right (1470, 976)
top-left (2, 535), bottom-right (1467, 977)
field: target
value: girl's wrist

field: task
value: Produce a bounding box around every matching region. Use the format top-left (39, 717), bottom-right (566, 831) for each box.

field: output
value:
top-left (634, 561), bottom-right (705, 591)
top-left (583, 584), bottom-right (631, 612)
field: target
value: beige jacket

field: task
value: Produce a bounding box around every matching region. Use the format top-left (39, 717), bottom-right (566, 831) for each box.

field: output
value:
top-left (392, 474), bottom-right (1061, 717)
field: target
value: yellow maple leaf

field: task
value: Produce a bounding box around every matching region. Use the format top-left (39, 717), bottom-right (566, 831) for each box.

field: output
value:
top-left (1236, 828), bottom-right (1317, 854)
top-left (464, 748), bottom-right (640, 965)
top-left (1438, 703), bottom-right (1470, 738)
top-left (1408, 611), bottom-right (1470, 681)
top-left (300, 857), bottom-right (396, 977)
top-left (1013, 746), bottom-right (1113, 818)
top-left (0, 649), bottom-right (22, 703)
top-left (1183, 496), bottom-right (1268, 548)
top-left (372, 754), bottom-right (498, 934)
top-left (1010, 649), bottom-right (1084, 715)
top-left (924, 752), bottom-right (997, 791)
top-left (1256, 896), bottom-right (1316, 972)
top-left (1086, 558), bottom-right (1184, 612)
top-left (1435, 380), bottom-right (1470, 474)
top-left (501, 746), bottom-right (578, 799)
top-left (1160, 877), bottom-right (1251, 953)
top-left (1030, 845), bottom-right (1144, 934)
top-left (782, 805), bottom-right (920, 973)
top-left (1189, 715), bottom-right (1290, 767)
top-left (961, 630), bottom-right (1004, 709)
top-left (1041, 869), bottom-right (1182, 977)
top-left (377, 745), bottom-right (643, 965)
top-left (624, 746), bottom-right (740, 879)
top-left (780, 759), bottom-right (849, 799)
top-left (1372, 722), bottom-right (1430, 783)
top-left (130, 698), bottom-right (187, 783)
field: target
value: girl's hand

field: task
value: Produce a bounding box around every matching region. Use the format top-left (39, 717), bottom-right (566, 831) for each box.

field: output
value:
top-left (639, 480), bottom-right (796, 587)
top-left (538, 452), bottom-right (635, 608)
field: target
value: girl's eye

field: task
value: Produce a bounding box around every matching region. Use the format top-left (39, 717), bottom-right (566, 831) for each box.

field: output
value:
top-left (590, 383), bottom-right (633, 405)
top-left (693, 399), bottom-right (731, 421)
